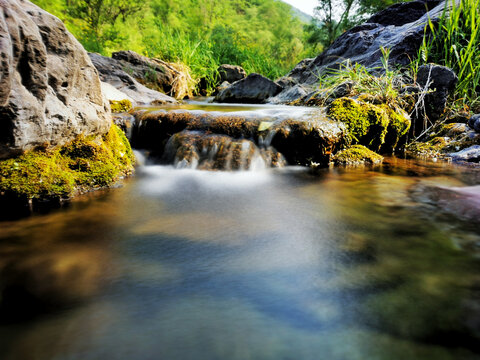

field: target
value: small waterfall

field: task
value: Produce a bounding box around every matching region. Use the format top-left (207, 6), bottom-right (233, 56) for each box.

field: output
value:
top-left (163, 130), bottom-right (286, 171)
top-left (130, 103), bottom-right (346, 170)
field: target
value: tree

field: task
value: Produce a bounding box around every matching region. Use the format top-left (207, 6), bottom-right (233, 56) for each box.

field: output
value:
top-left (308, 0), bottom-right (405, 49)
top-left (67, 0), bottom-right (144, 51)
top-left (314, 0), bottom-right (357, 46)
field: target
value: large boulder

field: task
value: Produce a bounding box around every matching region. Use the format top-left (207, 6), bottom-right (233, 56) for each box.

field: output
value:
top-left (214, 73), bottom-right (283, 104)
top-left (0, 0), bottom-right (111, 159)
top-left (111, 50), bottom-right (191, 99)
top-left (89, 53), bottom-right (177, 105)
top-left (276, 0), bottom-right (447, 99)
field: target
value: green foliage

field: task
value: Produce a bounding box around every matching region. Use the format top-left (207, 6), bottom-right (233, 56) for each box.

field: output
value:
top-left (32, 0), bottom-right (311, 83)
top-left (417, 0), bottom-right (480, 105)
top-left (0, 125), bottom-right (134, 200)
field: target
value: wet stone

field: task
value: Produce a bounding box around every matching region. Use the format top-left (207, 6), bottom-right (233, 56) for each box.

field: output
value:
top-left (131, 107), bottom-right (347, 168)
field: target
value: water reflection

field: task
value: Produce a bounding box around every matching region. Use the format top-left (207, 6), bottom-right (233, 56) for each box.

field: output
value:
top-left (0, 158), bottom-right (479, 359)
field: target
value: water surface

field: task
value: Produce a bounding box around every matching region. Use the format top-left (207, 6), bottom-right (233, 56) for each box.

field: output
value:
top-left (1, 157), bottom-right (479, 360)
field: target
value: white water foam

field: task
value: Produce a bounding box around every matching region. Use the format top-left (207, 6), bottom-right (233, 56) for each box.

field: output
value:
top-left (136, 165), bottom-right (274, 196)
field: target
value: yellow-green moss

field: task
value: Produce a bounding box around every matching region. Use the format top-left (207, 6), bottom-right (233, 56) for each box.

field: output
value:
top-left (333, 145), bottom-right (383, 165)
top-left (327, 97), bottom-right (411, 152)
top-left (0, 124), bottom-right (134, 200)
top-left (380, 105), bottom-right (411, 151)
top-left (327, 98), bottom-right (389, 150)
top-left (110, 99), bottom-right (133, 113)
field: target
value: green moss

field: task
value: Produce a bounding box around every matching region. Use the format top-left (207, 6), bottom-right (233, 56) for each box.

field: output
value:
top-left (405, 140), bottom-right (445, 158)
top-left (0, 124), bottom-right (134, 201)
top-left (327, 98), bottom-right (389, 150)
top-left (333, 145), bottom-right (383, 165)
top-left (327, 97), bottom-right (411, 152)
top-left (110, 99), bottom-right (133, 113)
top-left (380, 105), bottom-right (411, 151)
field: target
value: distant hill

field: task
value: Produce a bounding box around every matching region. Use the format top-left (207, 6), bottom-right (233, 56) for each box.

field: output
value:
top-left (282, 2), bottom-right (314, 23)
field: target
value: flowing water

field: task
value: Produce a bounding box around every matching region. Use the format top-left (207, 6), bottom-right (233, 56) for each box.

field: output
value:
top-left (1, 103), bottom-right (480, 360)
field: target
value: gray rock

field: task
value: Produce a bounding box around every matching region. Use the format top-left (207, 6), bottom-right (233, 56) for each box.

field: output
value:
top-left (214, 73), bottom-right (283, 104)
top-left (217, 64), bottom-right (246, 84)
top-left (283, 0), bottom-right (449, 88)
top-left (89, 53), bottom-right (177, 105)
top-left (448, 145), bottom-right (480, 162)
top-left (468, 114), bottom-right (480, 132)
top-left (113, 113), bottom-right (136, 140)
top-left (111, 50), bottom-right (189, 98)
top-left (417, 64), bottom-right (458, 91)
top-left (268, 85), bottom-right (309, 104)
top-left (367, 0), bottom-right (442, 26)
top-left (275, 76), bottom-right (298, 89)
top-left (0, 0), bottom-right (111, 159)
top-left (211, 81), bottom-right (231, 96)
top-left (417, 64), bottom-right (458, 120)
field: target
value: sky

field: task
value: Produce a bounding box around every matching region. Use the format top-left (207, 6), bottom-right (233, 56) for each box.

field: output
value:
top-left (281, 0), bottom-right (318, 16)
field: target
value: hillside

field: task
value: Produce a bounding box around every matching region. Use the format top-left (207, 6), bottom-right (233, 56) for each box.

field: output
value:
top-left (283, 2), bottom-right (314, 23)
top-left (31, 0), bottom-right (317, 83)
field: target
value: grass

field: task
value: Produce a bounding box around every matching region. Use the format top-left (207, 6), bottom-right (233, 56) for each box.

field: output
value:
top-left (416, 0), bottom-right (480, 107)
top-left (317, 48), bottom-right (408, 110)
top-left (144, 27), bottom-right (292, 94)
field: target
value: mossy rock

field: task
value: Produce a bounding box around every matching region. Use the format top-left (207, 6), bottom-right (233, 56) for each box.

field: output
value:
top-left (332, 145), bottom-right (383, 166)
top-left (327, 97), bottom-right (410, 152)
top-left (0, 124), bottom-right (134, 205)
top-left (380, 105), bottom-right (411, 152)
top-left (405, 139), bottom-right (445, 159)
top-left (110, 99), bottom-right (133, 113)
top-left (406, 122), bottom-right (478, 159)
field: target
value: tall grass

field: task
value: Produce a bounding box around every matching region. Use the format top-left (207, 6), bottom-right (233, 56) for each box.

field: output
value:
top-left (417, 0), bottom-right (480, 106)
top-left (143, 25), bottom-right (293, 93)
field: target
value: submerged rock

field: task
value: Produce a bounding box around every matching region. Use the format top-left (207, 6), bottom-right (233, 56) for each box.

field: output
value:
top-left (214, 73), bottom-right (283, 104)
top-left (89, 53), bottom-right (177, 105)
top-left (421, 185), bottom-right (480, 224)
top-left (0, 0), bottom-right (111, 159)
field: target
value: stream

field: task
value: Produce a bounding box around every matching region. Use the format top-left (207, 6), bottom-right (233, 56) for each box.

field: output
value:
top-left (0, 102), bottom-right (480, 360)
